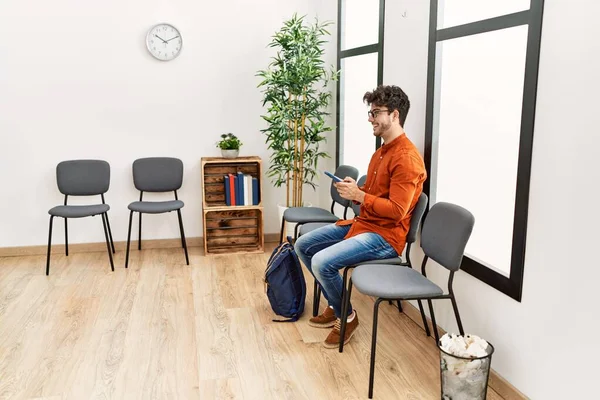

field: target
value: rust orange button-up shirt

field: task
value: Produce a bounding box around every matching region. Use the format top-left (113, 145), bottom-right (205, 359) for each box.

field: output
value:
top-left (336, 133), bottom-right (427, 255)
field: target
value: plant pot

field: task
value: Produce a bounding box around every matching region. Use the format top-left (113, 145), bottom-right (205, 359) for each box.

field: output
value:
top-left (221, 149), bottom-right (239, 159)
top-left (277, 202), bottom-right (312, 240)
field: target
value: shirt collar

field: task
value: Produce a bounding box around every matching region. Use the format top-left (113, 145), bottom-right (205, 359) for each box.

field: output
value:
top-left (381, 133), bottom-right (405, 153)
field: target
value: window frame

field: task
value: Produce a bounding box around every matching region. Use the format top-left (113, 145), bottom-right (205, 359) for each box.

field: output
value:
top-left (424, 0), bottom-right (546, 301)
top-left (335, 0), bottom-right (386, 167)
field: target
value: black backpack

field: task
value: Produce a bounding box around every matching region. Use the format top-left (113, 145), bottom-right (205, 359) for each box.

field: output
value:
top-left (264, 237), bottom-right (306, 322)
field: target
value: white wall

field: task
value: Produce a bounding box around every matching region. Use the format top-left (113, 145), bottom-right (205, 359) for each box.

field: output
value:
top-left (383, 0), bottom-right (429, 155)
top-left (385, 0), bottom-right (599, 398)
top-left (0, 0), bottom-right (338, 247)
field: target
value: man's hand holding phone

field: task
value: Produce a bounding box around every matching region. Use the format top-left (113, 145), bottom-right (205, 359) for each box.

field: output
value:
top-left (332, 175), bottom-right (365, 203)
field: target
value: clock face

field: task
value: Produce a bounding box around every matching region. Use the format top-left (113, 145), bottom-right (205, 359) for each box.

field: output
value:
top-left (146, 23), bottom-right (182, 61)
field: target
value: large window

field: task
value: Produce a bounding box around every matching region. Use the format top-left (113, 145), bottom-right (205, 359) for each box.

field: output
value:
top-left (425, 0), bottom-right (545, 301)
top-left (336, 0), bottom-right (385, 174)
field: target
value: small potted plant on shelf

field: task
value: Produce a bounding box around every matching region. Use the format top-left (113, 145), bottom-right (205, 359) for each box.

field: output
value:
top-left (216, 133), bottom-right (243, 158)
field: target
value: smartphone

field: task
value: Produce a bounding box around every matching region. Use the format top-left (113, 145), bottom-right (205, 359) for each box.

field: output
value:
top-left (324, 171), bottom-right (343, 182)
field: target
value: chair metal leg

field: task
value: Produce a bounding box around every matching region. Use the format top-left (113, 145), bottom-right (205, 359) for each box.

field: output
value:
top-left (339, 266), bottom-right (356, 352)
top-left (339, 278), bottom-right (353, 353)
top-left (340, 267), bottom-right (352, 318)
top-left (312, 280), bottom-right (321, 317)
top-left (397, 300), bottom-right (403, 313)
top-left (338, 266), bottom-right (352, 349)
top-left (101, 213), bottom-right (114, 272)
top-left (293, 222), bottom-right (302, 242)
top-left (178, 213), bottom-right (185, 248)
top-left (450, 295), bottom-right (465, 335)
top-left (342, 267), bottom-right (350, 297)
top-left (279, 217), bottom-right (285, 244)
top-left (105, 213), bottom-right (116, 254)
top-left (427, 299), bottom-right (440, 343)
top-left (176, 209), bottom-right (190, 265)
top-left (125, 211), bottom-right (133, 268)
top-left (138, 213), bottom-right (142, 250)
top-left (417, 300), bottom-right (431, 336)
top-left (46, 216), bottom-right (55, 276)
top-left (64, 218), bottom-right (68, 256)
top-left (368, 298), bottom-right (384, 399)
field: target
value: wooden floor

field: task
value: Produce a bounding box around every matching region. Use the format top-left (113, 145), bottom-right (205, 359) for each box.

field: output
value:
top-left (0, 245), bottom-right (503, 400)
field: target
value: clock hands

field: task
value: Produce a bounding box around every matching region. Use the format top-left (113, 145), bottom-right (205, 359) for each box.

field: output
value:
top-left (154, 34), bottom-right (168, 44)
top-left (153, 34), bottom-right (179, 47)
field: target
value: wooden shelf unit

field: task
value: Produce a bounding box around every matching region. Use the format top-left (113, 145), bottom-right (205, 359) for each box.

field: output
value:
top-left (201, 156), bottom-right (264, 255)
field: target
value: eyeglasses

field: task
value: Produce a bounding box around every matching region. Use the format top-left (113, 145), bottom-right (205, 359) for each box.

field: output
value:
top-left (367, 109), bottom-right (393, 119)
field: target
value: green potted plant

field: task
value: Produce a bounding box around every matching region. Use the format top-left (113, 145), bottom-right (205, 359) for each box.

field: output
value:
top-left (216, 133), bottom-right (243, 158)
top-left (257, 14), bottom-right (338, 212)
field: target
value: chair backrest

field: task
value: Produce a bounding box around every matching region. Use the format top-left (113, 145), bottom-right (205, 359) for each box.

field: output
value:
top-left (406, 192), bottom-right (428, 244)
top-left (330, 165), bottom-right (359, 207)
top-left (351, 175), bottom-right (368, 216)
top-left (421, 202), bottom-right (475, 271)
top-left (132, 157), bottom-right (183, 192)
top-left (56, 160), bottom-right (110, 196)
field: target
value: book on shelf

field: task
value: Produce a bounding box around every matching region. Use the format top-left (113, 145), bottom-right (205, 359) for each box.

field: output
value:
top-left (244, 174), bottom-right (251, 206)
top-left (252, 177), bottom-right (259, 205)
top-left (235, 171), bottom-right (242, 206)
top-left (221, 173), bottom-right (260, 207)
top-left (229, 173), bottom-right (236, 206)
top-left (224, 175), bottom-right (231, 206)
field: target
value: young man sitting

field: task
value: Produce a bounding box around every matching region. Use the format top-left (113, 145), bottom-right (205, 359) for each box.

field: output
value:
top-left (294, 84), bottom-right (427, 348)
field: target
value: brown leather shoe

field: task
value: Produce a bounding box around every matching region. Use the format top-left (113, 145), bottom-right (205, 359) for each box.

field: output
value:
top-left (308, 306), bottom-right (336, 328)
top-left (323, 311), bottom-right (359, 348)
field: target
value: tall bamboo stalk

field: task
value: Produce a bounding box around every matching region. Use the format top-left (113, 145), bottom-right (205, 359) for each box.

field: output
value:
top-left (298, 91), bottom-right (307, 205)
top-left (292, 94), bottom-right (299, 207)
top-left (286, 92), bottom-right (292, 207)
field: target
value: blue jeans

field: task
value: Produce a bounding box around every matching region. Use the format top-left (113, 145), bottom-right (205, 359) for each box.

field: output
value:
top-left (294, 223), bottom-right (398, 318)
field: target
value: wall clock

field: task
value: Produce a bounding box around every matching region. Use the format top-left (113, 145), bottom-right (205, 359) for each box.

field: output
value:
top-left (146, 23), bottom-right (183, 61)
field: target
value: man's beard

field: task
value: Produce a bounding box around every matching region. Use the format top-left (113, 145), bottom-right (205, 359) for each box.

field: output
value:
top-left (372, 121), bottom-right (391, 137)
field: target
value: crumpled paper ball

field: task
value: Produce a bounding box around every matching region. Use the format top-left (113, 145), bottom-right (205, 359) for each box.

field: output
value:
top-left (440, 333), bottom-right (489, 359)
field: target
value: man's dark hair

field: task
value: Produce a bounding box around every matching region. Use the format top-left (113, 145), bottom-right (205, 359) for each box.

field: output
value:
top-left (363, 85), bottom-right (410, 126)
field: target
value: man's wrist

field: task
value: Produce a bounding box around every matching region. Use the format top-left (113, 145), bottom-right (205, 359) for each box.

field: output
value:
top-left (355, 190), bottom-right (366, 203)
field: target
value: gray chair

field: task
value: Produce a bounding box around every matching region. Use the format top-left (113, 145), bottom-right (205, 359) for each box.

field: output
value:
top-left (339, 201), bottom-right (475, 399)
top-left (339, 192), bottom-right (430, 332)
top-left (46, 160), bottom-right (115, 275)
top-left (125, 157), bottom-right (189, 268)
top-left (279, 164), bottom-right (359, 243)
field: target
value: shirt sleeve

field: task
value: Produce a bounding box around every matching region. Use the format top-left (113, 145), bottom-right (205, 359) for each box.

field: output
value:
top-left (362, 152), bottom-right (425, 220)
top-left (352, 183), bottom-right (366, 206)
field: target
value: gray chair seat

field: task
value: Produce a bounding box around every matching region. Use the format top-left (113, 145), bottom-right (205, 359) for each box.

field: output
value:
top-left (128, 200), bottom-right (184, 214)
top-left (49, 204), bottom-right (110, 218)
top-left (283, 207), bottom-right (339, 223)
top-left (352, 264), bottom-right (443, 299)
top-left (356, 257), bottom-right (404, 266)
top-left (299, 222), bottom-right (334, 236)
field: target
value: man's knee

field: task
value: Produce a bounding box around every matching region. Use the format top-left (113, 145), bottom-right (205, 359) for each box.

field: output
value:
top-left (294, 234), bottom-right (308, 256)
top-left (312, 251), bottom-right (338, 279)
